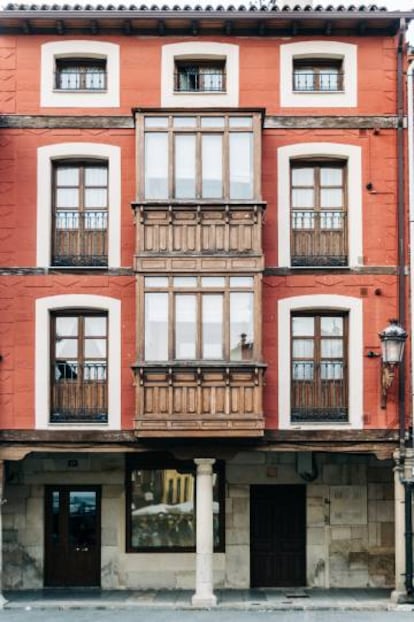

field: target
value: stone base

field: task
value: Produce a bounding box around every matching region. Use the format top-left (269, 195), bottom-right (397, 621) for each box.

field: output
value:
top-left (0, 594), bottom-right (7, 609)
top-left (191, 593), bottom-right (217, 608)
top-left (390, 589), bottom-right (411, 604)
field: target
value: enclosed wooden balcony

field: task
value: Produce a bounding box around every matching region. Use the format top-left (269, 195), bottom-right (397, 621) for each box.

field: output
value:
top-left (133, 363), bottom-right (265, 438)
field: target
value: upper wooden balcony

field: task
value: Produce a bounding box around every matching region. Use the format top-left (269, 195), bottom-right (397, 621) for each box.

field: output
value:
top-left (132, 200), bottom-right (266, 273)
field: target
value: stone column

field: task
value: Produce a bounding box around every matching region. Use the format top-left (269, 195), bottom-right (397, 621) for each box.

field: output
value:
top-left (392, 450), bottom-right (407, 602)
top-left (0, 461), bottom-right (7, 608)
top-left (192, 458), bottom-right (217, 608)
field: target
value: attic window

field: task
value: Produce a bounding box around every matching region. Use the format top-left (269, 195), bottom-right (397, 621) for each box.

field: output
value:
top-left (174, 60), bottom-right (226, 93)
top-left (55, 58), bottom-right (107, 91)
top-left (293, 58), bottom-right (344, 93)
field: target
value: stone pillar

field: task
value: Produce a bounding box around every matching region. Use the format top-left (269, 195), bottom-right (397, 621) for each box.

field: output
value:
top-left (0, 461), bottom-right (7, 608)
top-left (192, 458), bottom-right (217, 608)
top-left (392, 450), bottom-right (407, 603)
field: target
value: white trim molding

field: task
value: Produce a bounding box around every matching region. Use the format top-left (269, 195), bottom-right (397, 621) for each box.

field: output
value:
top-left (161, 41), bottom-right (239, 107)
top-left (277, 142), bottom-right (362, 268)
top-left (278, 294), bottom-right (363, 430)
top-left (35, 294), bottom-right (121, 430)
top-left (280, 40), bottom-right (357, 108)
top-left (36, 142), bottom-right (121, 268)
top-left (40, 40), bottom-right (120, 108)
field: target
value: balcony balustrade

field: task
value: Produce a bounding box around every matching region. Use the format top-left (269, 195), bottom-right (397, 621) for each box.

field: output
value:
top-left (51, 362), bottom-right (108, 423)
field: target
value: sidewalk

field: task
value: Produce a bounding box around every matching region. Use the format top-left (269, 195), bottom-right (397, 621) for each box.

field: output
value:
top-left (4, 588), bottom-right (413, 611)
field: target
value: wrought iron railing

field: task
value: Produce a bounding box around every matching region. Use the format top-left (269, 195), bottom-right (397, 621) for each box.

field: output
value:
top-left (174, 70), bottom-right (226, 92)
top-left (291, 210), bottom-right (347, 266)
top-left (51, 362), bottom-right (108, 423)
top-left (54, 70), bottom-right (107, 91)
top-left (291, 361), bottom-right (348, 423)
top-left (52, 211), bottom-right (108, 266)
top-left (293, 71), bottom-right (344, 92)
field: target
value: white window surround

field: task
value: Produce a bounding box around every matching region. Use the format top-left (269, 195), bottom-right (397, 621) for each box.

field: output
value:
top-left (36, 142), bottom-right (121, 268)
top-left (280, 41), bottom-right (357, 108)
top-left (161, 42), bottom-right (239, 107)
top-left (35, 294), bottom-right (121, 430)
top-left (277, 142), bottom-right (362, 268)
top-left (278, 294), bottom-right (363, 431)
top-left (40, 40), bottom-right (120, 108)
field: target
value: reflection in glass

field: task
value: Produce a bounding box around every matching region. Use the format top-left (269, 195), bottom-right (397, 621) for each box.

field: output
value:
top-left (202, 134), bottom-right (223, 198)
top-left (230, 292), bottom-right (253, 360)
top-left (202, 295), bottom-right (223, 359)
top-left (175, 295), bottom-right (196, 359)
top-left (229, 133), bottom-right (253, 199)
top-left (145, 293), bottom-right (169, 360)
top-left (145, 133), bottom-right (168, 199)
top-left (68, 491), bottom-right (97, 548)
top-left (292, 316), bottom-right (314, 337)
top-left (175, 134), bottom-right (196, 198)
top-left (52, 491), bottom-right (60, 543)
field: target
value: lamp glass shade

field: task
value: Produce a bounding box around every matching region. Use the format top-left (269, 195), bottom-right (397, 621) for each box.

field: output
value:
top-left (379, 320), bottom-right (407, 365)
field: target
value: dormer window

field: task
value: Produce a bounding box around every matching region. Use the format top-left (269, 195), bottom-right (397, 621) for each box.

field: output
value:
top-left (55, 58), bottom-right (107, 91)
top-left (174, 61), bottom-right (226, 93)
top-left (293, 58), bottom-right (343, 93)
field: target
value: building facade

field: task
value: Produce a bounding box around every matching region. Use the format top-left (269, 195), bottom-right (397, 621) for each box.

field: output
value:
top-left (0, 2), bottom-right (412, 604)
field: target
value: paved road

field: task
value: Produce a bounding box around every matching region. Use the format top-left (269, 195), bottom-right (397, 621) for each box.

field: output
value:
top-left (1, 610), bottom-right (414, 622)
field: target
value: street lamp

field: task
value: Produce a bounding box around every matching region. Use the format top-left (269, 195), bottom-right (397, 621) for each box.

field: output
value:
top-left (379, 319), bottom-right (407, 408)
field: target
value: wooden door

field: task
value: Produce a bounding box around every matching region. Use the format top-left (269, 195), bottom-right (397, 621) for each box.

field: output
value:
top-left (45, 486), bottom-right (101, 587)
top-left (250, 485), bottom-right (306, 587)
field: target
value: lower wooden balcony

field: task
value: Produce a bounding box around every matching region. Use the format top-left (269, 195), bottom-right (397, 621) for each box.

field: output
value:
top-left (133, 362), bottom-right (266, 438)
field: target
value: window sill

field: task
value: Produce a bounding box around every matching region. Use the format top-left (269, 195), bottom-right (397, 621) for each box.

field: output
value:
top-left (53, 89), bottom-right (108, 94)
top-left (292, 89), bottom-right (345, 94)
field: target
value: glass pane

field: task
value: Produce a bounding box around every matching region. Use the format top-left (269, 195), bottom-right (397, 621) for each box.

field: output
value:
top-left (321, 188), bottom-right (343, 208)
top-left (84, 317), bottom-right (107, 336)
top-left (68, 491), bottom-right (97, 548)
top-left (292, 211), bottom-right (315, 230)
top-left (294, 70), bottom-right (314, 91)
top-left (52, 491), bottom-right (60, 543)
top-left (84, 338), bottom-right (107, 358)
top-left (84, 212), bottom-right (107, 230)
top-left (202, 295), bottom-right (223, 359)
top-left (130, 468), bottom-right (195, 549)
top-left (175, 134), bottom-right (196, 199)
top-left (229, 117), bottom-right (252, 128)
top-left (229, 133), bottom-right (253, 199)
top-left (321, 316), bottom-right (343, 336)
top-left (320, 168), bottom-right (343, 186)
top-left (56, 188), bottom-right (79, 208)
top-left (84, 188), bottom-right (107, 208)
top-left (84, 362), bottom-right (107, 381)
top-left (292, 339), bottom-right (314, 358)
top-left (85, 68), bottom-right (105, 90)
top-left (145, 277), bottom-right (168, 288)
top-left (321, 361), bottom-right (343, 380)
top-left (201, 117), bottom-right (225, 128)
top-left (292, 316), bottom-right (314, 337)
top-left (173, 117), bottom-right (197, 128)
top-left (55, 338), bottom-right (78, 358)
top-left (56, 167), bottom-right (79, 186)
top-left (145, 293), bottom-right (169, 360)
top-left (292, 188), bottom-right (314, 209)
top-left (56, 316), bottom-right (78, 337)
top-left (292, 361), bottom-right (314, 380)
top-left (202, 134), bottom-right (223, 199)
top-left (320, 69), bottom-right (339, 91)
top-left (145, 116), bottom-right (168, 128)
top-left (173, 277), bottom-right (197, 288)
top-left (321, 339), bottom-right (343, 358)
top-left (229, 276), bottom-right (253, 288)
top-left (201, 277), bottom-right (225, 288)
top-left (291, 167), bottom-right (314, 186)
top-left (175, 295), bottom-right (197, 360)
top-left (85, 167), bottom-right (107, 186)
top-left (230, 292), bottom-right (253, 360)
top-left (145, 133), bottom-right (168, 199)
top-left (320, 211), bottom-right (343, 230)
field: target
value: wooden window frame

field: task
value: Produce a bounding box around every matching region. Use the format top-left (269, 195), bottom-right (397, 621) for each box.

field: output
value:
top-left (292, 58), bottom-right (344, 93)
top-left (290, 311), bottom-right (348, 423)
top-left (50, 310), bottom-right (108, 423)
top-left (141, 275), bottom-right (257, 362)
top-left (290, 159), bottom-right (347, 267)
top-left (138, 112), bottom-right (262, 201)
top-left (174, 60), bottom-right (226, 93)
top-left (52, 159), bottom-right (108, 267)
top-left (55, 57), bottom-right (107, 91)
top-left (125, 454), bottom-right (225, 553)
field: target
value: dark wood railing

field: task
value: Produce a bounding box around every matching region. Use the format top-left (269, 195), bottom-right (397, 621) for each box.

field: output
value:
top-left (291, 210), bottom-right (347, 266)
top-left (51, 362), bottom-right (108, 423)
top-left (53, 211), bottom-right (107, 266)
top-left (291, 361), bottom-right (348, 423)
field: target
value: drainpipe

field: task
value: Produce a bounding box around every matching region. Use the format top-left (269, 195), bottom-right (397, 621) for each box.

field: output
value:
top-left (399, 18), bottom-right (413, 597)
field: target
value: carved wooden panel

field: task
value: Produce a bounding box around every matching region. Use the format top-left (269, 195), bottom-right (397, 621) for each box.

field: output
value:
top-left (134, 364), bottom-right (265, 437)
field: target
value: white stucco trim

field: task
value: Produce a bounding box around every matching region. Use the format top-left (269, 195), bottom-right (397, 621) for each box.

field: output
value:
top-left (278, 294), bottom-right (363, 430)
top-left (277, 142), bottom-right (362, 268)
top-left (280, 41), bottom-right (357, 108)
top-left (36, 142), bottom-right (121, 268)
top-left (161, 42), bottom-right (239, 107)
top-left (40, 40), bottom-right (120, 108)
top-left (35, 294), bottom-right (121, 430)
